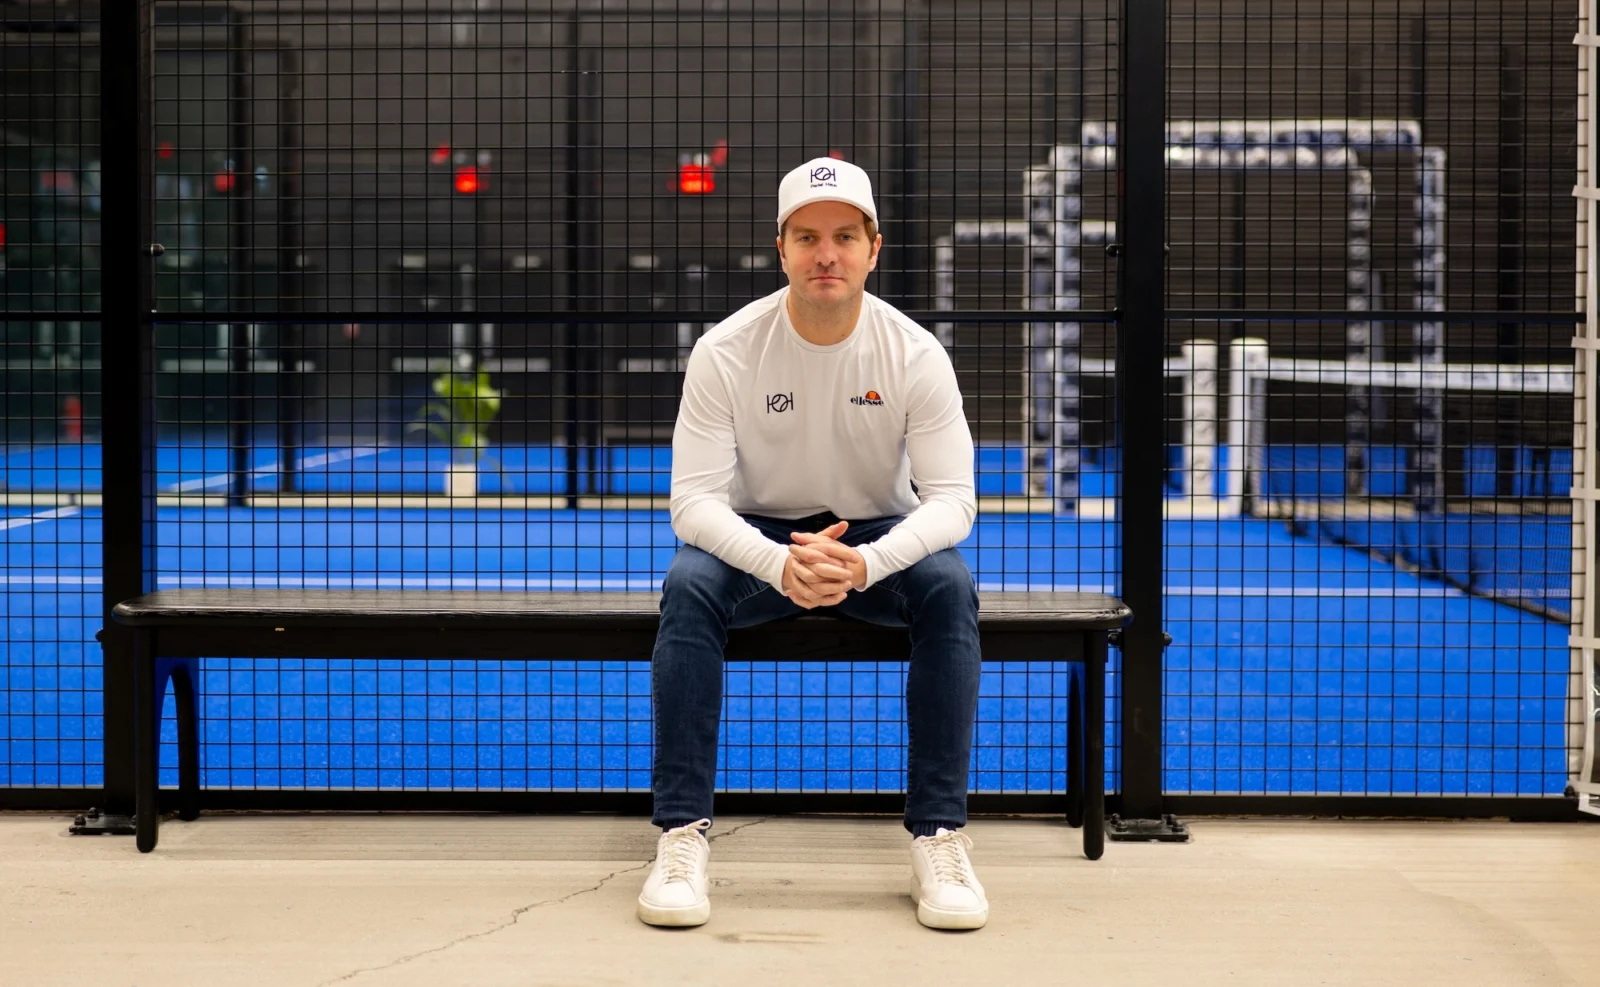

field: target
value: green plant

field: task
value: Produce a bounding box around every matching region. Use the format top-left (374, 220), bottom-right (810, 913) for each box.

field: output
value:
top-left (408, 370), bottom-right (502, 460)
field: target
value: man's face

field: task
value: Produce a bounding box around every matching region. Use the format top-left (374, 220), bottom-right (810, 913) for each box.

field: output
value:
top-left (776, 199), bottom-right (882, 310)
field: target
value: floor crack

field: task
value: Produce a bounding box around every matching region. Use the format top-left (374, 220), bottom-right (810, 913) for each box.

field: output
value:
top-left (706, 815), bottom-right (771, 844)
top-left (317, 817), bottom-right (772, 985)
top-left (317, 859), bottom-right (651, 985)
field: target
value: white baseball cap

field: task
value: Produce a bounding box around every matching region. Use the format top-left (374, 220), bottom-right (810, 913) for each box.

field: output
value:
top-left (775, 157), bottom-right (878, 232)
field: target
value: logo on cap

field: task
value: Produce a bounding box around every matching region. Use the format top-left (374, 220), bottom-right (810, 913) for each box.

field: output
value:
top-left (810, 166), bottom-right (837, 186)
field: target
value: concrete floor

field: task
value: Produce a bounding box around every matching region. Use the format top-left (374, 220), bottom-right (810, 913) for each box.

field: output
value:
top-left (1, 812), bottom-right (1595, 986)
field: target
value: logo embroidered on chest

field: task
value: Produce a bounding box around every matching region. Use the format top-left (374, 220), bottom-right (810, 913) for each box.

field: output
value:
top-left (849, 390), bottom-right (885, 407)
top-left (766, 392), bottom-right (794, 413)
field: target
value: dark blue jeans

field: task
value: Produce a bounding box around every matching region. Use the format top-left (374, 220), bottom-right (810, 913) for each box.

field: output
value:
top-left (651, 513), bottom-right (981, 834)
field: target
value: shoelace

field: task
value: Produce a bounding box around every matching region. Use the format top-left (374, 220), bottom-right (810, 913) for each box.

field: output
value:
top-left (660, 822), bottom-right (708, 882)
top-left (921, 830), bottom-right (976, 886)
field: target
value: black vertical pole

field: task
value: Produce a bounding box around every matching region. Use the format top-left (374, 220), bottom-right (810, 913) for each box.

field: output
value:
top-left (887, 66), bottom-right (908, 306)
top-left (227, 15), bottom-right (253, 507)
top-left (1410, 19), bottom-right (1428, 126)
top-left (1113, 0), bottom-right (1174, 832)
top-left (899, 15), bottom-right (921, 308)
top-left (1408, 16), bottom-right (1442, 513)
top-left (1231, 172), bottom-right (1246, 339)
top-left (1072, 16), bottom-right (1085, 147)
top-left (1496, 44), bottom-right (1524, 495)
top-left (1040, 69), bottom-right (1057, 153)
top-left (278, 50), bottom-right (303, 494)
top-left (579, 46), bottom-right (601, 500)
top-left (95, 0), bottom-right (155, 824)
top-left (563, 17), bottom-right (582, 504)
top-left (1346, 44), bottom-right (1367, 119)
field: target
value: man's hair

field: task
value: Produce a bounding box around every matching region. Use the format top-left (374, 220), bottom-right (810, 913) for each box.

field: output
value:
top-left (780, 211), bottom-right (878, 245)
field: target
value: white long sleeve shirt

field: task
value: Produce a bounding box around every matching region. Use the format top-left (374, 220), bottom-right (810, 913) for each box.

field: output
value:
top-left (669, 287), bottom-right (977, 593)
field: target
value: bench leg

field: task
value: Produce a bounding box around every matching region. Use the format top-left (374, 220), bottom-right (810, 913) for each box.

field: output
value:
top-left (133, 629), bottom-right (161, 853)
top-left (1066, 663), bottom-right (1085, 829)
top-left (1082, 632), bottom-right (1107, 861)
top-left (171, 661), bottom-right (201, 822)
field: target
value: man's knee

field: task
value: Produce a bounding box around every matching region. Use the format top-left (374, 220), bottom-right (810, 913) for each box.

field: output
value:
top-left (662, 546), bottom-right (745, 609)
top-left (901, 550), bottom-right (978, 609)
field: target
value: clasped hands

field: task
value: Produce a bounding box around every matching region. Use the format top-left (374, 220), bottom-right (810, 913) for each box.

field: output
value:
top-left (781, 520), bottom-right (866, 609)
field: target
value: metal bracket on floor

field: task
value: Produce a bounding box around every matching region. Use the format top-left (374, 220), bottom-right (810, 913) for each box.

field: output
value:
top-left (1107, 813), bottom-right (1191, 843)
top-left (68, 808), bottom-right (136, 837)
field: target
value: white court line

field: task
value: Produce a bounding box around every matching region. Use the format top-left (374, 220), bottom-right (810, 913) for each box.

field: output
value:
top-left (1160, 585), bottom-right (1464, 598)
top-left (0, 573), bottom-right (1483, 599)
top-left (166, 446), bottom-right (383, 493)
top-left (0, 506), bottom-right (81, 532)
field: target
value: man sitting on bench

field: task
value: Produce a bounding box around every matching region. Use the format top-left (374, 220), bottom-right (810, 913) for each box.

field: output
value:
top-left (638, 157), bottom-right (986, 931)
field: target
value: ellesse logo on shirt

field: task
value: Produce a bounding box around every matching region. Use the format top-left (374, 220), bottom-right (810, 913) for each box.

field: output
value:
top-left (849, 390), bottom-right (885, 406)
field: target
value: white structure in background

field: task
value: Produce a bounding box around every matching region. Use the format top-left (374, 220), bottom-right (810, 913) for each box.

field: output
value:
top-left (1570, 10), bottom-right (1600, 817)
top-left (932, 215), bottom-right (1114, 513)
top-left (935, 119), bottom-right (1445, 514)
top-left (1225, 344), bottom-right (1573, 516)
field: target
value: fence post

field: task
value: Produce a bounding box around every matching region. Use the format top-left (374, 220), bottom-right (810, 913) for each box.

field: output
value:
top-left (85, 0), bottom-right (155, 831)
top-left (1111, 0), bottom-right (1184, 839)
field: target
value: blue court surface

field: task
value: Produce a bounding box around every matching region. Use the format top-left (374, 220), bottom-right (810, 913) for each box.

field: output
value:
top-left (0, 443), bottom-right (1573, 798)
top-left (1, 441), bottom-right (1124, 498)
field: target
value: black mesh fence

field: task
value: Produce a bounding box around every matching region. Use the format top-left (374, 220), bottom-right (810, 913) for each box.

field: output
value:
top-left (0, 0), bottom-right (1584, 810)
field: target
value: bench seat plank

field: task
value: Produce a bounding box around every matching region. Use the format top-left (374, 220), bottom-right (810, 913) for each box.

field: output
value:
top-left (114, 588), bottom-right (1131, 629)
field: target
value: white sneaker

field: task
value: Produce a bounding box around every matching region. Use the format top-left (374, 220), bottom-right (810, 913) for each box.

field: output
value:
top-left (637, 819), bottom-right (713, 927)
top-left (909, 828), bottom-right (989, 930)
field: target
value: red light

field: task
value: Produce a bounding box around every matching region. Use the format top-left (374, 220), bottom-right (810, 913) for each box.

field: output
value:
top-left (431, 143), bottom-right (451, 165)
top-left (0, 223), bottom-right (6, 249)
top-left (827, 149), bottom-right (845, 160)
top-left (454, 166), bottom-right (482, 194)
top-left (679, 162), bottom-right (714, 195)
top-left (213, 169), bottom-right (236, 193)
top-left (157, 141), bottom-right (174, 160)
top-left (710, 139), bottom-right (729, 168)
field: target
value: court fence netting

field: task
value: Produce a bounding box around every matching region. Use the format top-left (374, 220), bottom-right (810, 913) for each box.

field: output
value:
top-left (0, 0), bottom-right (1594, 818)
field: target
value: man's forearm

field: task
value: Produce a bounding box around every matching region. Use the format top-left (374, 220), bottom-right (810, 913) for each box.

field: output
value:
top-left (672, 496), bottom-right (791, 591)
top-left (853, 494), bottom-right (974, 588)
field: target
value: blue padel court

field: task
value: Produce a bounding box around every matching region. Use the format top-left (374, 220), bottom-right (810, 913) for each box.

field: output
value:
top-left (1, 441), bottom-right (1572, 798)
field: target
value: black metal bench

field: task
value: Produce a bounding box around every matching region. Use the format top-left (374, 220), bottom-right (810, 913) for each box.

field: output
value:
top-left (111, 589), bottom-right (1130, 856)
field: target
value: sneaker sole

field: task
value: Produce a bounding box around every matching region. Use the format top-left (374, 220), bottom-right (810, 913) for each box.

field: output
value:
top-left (910, 876), bottom-right (989, 930)
top-left (637, 896), bottom-right (711, 928)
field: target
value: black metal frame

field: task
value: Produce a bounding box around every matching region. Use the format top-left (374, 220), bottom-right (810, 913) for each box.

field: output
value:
top-left (6, 0), bottom-right (1588, 828)
top-left (111, 591), bottom-right (1121, 853)
top-left (1114, 0), bottom-right (1168, 833)
top-left (92, 0), bottom-right (157, 827)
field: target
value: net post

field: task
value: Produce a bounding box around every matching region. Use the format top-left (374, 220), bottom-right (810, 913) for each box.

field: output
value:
top-left (931, 237), bottom-right (955, 350)
top-left (1182, 339), bottom-right (1218, 506)
top-left (1226, 337), bottom-right (1269, 516)
top-left (1411, 146), bottom-right (1448, 512)
top-left (1052, 146), bottom-right (1084, 515)
top-left (1346, 165), bottom-right (1376, 497)
top-left (1023, 163), bottom-right (1059, 504)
